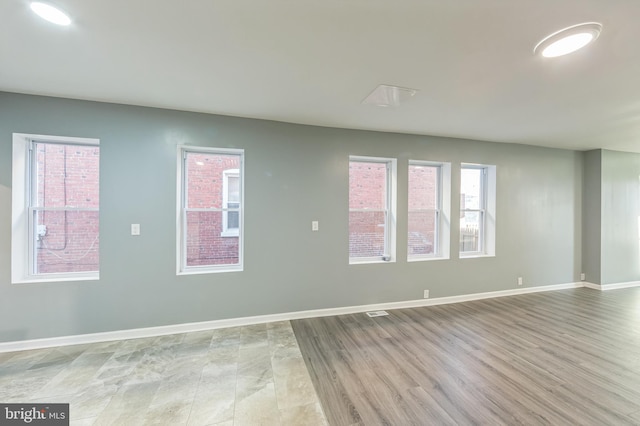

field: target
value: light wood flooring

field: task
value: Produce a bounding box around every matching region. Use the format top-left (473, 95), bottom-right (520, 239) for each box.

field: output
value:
top-left (292, 287), bottom-right (640, 425)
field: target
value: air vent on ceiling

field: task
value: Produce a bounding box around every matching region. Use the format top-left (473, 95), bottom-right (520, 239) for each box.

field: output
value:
top-left (361, 84), bottom-right (418, 107)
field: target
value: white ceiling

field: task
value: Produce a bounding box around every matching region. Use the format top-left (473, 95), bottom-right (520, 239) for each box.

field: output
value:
top-left (3, 0), bottom-right (640, 152)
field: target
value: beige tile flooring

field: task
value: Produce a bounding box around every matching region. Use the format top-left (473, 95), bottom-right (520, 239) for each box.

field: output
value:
top-left (0, 321), bottom-right (328, 425)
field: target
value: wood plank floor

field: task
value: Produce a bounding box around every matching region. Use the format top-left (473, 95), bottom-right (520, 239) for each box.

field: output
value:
top-left (291, 288), bottom-right (640, 425)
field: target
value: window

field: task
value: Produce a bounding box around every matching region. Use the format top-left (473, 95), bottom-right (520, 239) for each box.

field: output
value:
top-left (222, 169), bottom-right (240, 237)
top-left (460, 163), bottom-right (496, 257)
top-left (12, 134), bottom-right (100, 283)
top-left (177, 147), bottom-right (243, 274)
top-left (408, 161), bottom-right (451, 260)
top-left (349, 156), bottom-right (396, 263)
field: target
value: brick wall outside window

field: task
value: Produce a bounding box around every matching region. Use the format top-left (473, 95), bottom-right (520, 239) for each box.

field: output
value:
top-left (408, 165), bottom-right (438, 255)
top-left (185, 153), bottom-right (240, 266)
top-left (35, 143), bottom-right (99, 274)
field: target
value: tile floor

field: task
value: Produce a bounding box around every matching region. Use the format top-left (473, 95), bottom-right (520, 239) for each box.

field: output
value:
top-left (0, 321), bottom-right (328, 425)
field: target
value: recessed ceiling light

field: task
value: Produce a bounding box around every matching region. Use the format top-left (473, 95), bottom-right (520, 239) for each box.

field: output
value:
top-left (30, 2), bottom-right (71, 26)
top-left (534, 22), bottom-right (602, 58)
top-left (362, 84), bottom-right (418, 107)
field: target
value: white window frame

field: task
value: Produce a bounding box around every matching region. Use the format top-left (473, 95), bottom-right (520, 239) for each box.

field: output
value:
top-left (460, 163), bottom-right (496, 258)
top-left (408, 160), bottom-right (451, 261)
top-left (221, 169), bottom-right (240, 237)
top-left (176, 146), bottom-right (244, 275)
top-left (348, 155), bottom-right (397, 264)
top-left (11, 133), bottom-right (100, 284)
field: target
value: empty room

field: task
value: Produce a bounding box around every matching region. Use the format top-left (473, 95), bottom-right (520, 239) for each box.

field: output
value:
top-left (2, 1), bottom-right (640, 425)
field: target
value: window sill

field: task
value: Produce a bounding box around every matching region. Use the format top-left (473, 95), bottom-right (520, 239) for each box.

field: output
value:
top-left (12, 274), bottom-right (99, 284)
top-left (349, 258), bottom-right (395, 265)
top-left (178, 266), bottom-right (243, 275)
top-left (220, 230), bottom-right (239, 238)
top-left (459, 253), bottom-right (495, 259)
top-left (408, 256), bottom-right (449, 263)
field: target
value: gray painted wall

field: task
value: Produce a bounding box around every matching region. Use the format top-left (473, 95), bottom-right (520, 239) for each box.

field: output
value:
top-left (601, 149), bottom-right (640, 285)
top-left (582, 150), bottom-right (602, 284)
top-left (1, 92), bottom-right (583, 342)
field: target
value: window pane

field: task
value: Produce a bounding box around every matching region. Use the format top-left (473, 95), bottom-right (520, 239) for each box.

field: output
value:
top-left (460, 211), bottom-right (481, 252)
top-left (460, 168), bottom-right (482, 210)
top-left (186, 153), bottom-right (240, 209)
top-left (186, 211), bottom-right (239, 266)
top-left (34, 143), bottom-right (100, 209)
top-left (408, 164), bottom-right (439, 257)
top-left (349, 211), bottom-right (386, 258)
top-left (408, 210), bottom-right (436, 256)
top-left (226, 203), bottom-right (240, 230)
top-left (227, 175), bottom-right (240, 203)
top-left (34, 209), bottom-right (99, 274)
top-left (349, 161), bottom-right (387, 210)
top-left (408, 165), bottom-right (438, 210)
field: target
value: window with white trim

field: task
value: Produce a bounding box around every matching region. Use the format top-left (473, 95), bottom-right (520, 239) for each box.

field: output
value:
top-left (177, 147), bottom-right (243, 273)
top-left (12, 133), bottom-right (100, 283)
top-left (408, 161), bottom-right (451, 260)
top-left (460, 163), bottom-right (496, 257)
top-left (349, 156), bottom-right (396, 263)
top-left (222, 169), bottom-right (240, 237)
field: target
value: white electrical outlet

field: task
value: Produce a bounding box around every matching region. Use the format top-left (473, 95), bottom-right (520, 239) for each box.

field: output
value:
top-left (312, 221), bottom-right (319, 231)
top-left (580, 273), bottom-right (586, 281)
top-left (517, 277), bottom-right (523, 286)
top-left (131, 224), bottom-right (141, 236)
top-left (424, 290), bottom-right (430, 299)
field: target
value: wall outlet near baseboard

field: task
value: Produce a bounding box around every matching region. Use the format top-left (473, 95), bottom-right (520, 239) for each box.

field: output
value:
top-left (580, 273), bottom-right (586, 281)
top-left (424, 289), bottom-right (430, 299)
top-left (517, 277), bottom-right (523, 286)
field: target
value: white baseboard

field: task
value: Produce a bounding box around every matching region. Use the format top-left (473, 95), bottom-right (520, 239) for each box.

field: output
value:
top-left (582, 281), bottom-right (601, 290)
top-left (0, 281), bottom-right (598, 354)
top-left (581, 281), bottom-right (640, 291)
top-left (600, 280), bottom-right (640, 291)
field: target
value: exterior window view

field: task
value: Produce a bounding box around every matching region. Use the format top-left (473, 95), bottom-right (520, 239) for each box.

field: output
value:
top-left (32, 141), bottom-right (100, 275)
top-left (348, 158), bottom-right (391, 261)
top-left (460, 165), bottom-right (485, 254)
top-left (408, 163), bottom-right (440, 257)
top-left (180, 149), bottom-right (243, 271)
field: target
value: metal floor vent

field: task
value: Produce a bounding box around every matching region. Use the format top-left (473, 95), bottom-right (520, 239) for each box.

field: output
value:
top-left (366, 310), bottom-right (389, 318)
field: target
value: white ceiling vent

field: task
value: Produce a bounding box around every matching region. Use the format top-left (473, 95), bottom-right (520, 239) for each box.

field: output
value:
top-left (361, 84), bottom-right (418, 107)
top-left (366, 310), bottom-right (389, 317)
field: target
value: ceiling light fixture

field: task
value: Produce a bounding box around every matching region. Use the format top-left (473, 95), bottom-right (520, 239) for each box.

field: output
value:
top-left (534, 22), bottom-right (602, 58)
top-left (362, 84), bottom-right (418, 107)
top-left (30, 2), bottom-right (71, 26)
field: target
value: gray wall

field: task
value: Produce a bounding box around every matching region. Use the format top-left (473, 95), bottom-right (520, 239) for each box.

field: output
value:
top-left (582, 150), bottom-right (602, 284)
top-left (601, 149), bottom-right (640, 285)
top-left (0, 92), bottom-right (583, 342)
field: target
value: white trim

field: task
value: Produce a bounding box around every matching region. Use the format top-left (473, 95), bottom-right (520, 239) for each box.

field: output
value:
top-left (460, 163), bottom-right (496, 257)
top-left (0, 281), bottom-right (583, 353)
top-left (598, 281), bottom-right (640, 291)
top-left (581, 281), bottom-right (640, 291)
top-left (176, 146), bottom-right (244, 274)
top-left (12, 133), bottom-right (100, 284)
top-left (582, 281), bottom-right (601, 290)
top-left (407, 160), bottom-right (452, 261)
top-left (348, 155), bottom-right (397, 263)
top-left (459, 254), bottom-right (496, 259)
